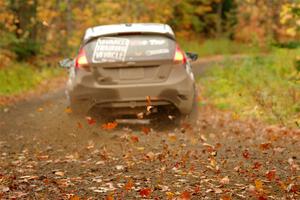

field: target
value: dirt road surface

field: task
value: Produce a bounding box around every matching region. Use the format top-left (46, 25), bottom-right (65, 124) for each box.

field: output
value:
top-left (0, 61), bottom-right (299, 199)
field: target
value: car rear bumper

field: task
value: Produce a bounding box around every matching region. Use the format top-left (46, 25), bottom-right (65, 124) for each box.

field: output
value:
top-left (67, 70), bottom-right (195, 115)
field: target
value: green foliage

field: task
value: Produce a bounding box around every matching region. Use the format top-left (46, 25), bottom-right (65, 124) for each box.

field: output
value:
top-left (11, 39), bottom-right (40, 61)
top-left (179, 38), bottom-right (263, 56)
top-left (199, 48), bottom-right (300, 127)
top-left (0, 63), bottom-right (62, 95)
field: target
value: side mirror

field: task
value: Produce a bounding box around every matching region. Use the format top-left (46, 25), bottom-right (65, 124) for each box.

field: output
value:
top-left (59, 58), bottom-right (73, 69)
top-left (186, 52), bottom-right (198, 62)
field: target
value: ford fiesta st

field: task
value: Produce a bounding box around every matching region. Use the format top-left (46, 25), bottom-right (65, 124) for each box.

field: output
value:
top-left (60, 23), bottom-right (198, 124)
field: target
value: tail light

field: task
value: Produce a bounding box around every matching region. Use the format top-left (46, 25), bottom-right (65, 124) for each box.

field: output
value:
top-left (174, 45), bottom-right (186, 64)
top-left (75, 48), bottom-right (88, 69)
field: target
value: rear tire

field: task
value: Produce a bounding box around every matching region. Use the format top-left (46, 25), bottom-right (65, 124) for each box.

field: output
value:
top-left (181, 89), bottom-right (199, 126)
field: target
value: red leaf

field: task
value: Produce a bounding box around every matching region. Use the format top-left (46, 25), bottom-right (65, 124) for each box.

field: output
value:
top-left (265, 169), bottom-right (276, 181)
top-left (194, 185), bottom-right (200, 194)
top-left (86, 116), bottom-right (96, 125)
top-left (259, 142), bottom-right (272, 150)
top-left (252, 162), bottom-right (262, 170)
top-left (142, 127), bottom-right (150, 135)
top-left (131, 135), bottom-right (139, 143)
top-left (139, 188), bottom-right (151, 197)
top-left (242, 150), bottom-right (250, 159)
top-left (180, 191), bottom-right (191, 200)
top-left (77, 122), bottom-right (83, 129)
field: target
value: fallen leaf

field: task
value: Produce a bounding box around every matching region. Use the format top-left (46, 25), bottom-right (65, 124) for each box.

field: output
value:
top-left (220, 176), bottom-right (230, 184)
top-left (168, 133), bottom-right (177, 142)
top-left (259, 142), bottom-right (272, 150)
top-left (116, 165), bottom-right (124, 170)
top-left (37, 107), bottom-right (44, 112)
top-left (255, 179), bottom-right (263, 191)
top-left (166, 191), bottom-right (174, 199)
top-left (252, 162), bottom-right (262, 170)
top-left (64, 107), bottom-right (72, 114)
top-left (242, 150), bottom-right (250, 159)
top-left (140, 188), bottom-right (152, 197)
top-left (105, 193), bottom-right (114, 200)
top-left (70, 195), bottom-right (80, 200)
top-left (124, 179), bottom-right (134, 191)
top-left (145, 151), bottom-right (155, 161)
top-left (220, 195), bottom-right (231, 200)
top-left (214, 188), bottom-right (222, 194)
top-left (180, 190), bottom-right (191, 200)
top-left (131, 135), bottom-right (139, 143)
top-left (265, 169), bottom-right (276, 181)
top-left (54, 171), bottom-right (64, 176)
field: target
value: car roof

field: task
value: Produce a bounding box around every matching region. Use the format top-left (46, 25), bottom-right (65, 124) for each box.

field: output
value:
top-left (83, 23), bottom-right (175, 42)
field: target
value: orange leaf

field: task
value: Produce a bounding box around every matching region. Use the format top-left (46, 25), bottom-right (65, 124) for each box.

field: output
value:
top-left (102, 122), bottom-right (118, 130)
top-left (259, 142), bottom-right (272, 150)
top-left (70, 195), bottom-right (80, 200)
top-left (220, 195), bottom-right (231, 200)
top-left (255, 179), bottom-right (263, 191)
top-left (77, 122), bottom-right (83, 129)
top-left (131, 135), bottom-right (139, 143)
top-left (146, 96), bottom-right (151, 106)
top-left (124, 179), bottom-right (134, 191)
top-left (105, 194), bottom-right (114, 200)
top-left (139, 188), bottom-right (151, 197)
top-left (180, 191), bottom-right (191, 200)
top-left (64, 107), bottom-right (72, 114)
top-left (166, 191), bottom-right (174, 199)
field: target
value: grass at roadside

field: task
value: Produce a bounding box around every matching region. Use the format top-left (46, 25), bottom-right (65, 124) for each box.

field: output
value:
top-left (198, 48), bottom-right (300, 127)
top-left (0, 63), bottom-right (63, 96)
top-left (179, 38), bottom-right (265, 57)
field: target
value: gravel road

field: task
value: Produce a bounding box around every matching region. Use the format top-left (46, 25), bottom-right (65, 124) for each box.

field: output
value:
top-left (0, 61), bottom-right (299, 199)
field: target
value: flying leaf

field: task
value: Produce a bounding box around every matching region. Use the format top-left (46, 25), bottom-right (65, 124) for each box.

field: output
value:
top-left (139, 188), bottom-right (152, 197)
top-left (102, 122), bottom-right (118, 130)
top-left (86, 116), bottom-right (96, 125)
top-left (77, 122), bottom-right (83, 129)
top-left (141, 127), bottom-right (150, 135)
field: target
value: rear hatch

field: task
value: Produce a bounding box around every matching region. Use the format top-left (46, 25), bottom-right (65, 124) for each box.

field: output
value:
top-left (83, 34), bottom-right (176, 84)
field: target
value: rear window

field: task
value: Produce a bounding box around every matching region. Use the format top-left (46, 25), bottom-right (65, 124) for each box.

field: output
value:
top-left (85, 35), bottom-right (175, 63)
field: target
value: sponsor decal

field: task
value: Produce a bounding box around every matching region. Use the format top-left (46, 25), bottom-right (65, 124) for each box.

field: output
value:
top-left (92, 37), bottom-right (129, 63)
